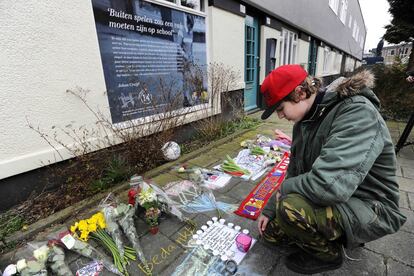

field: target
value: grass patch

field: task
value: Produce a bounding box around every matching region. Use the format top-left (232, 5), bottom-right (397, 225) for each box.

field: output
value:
top-left (0, 210), bottom-right (25, 242)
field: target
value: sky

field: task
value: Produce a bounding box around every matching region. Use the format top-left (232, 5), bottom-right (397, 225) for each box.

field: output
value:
top-left (359, 0), bottom-right (392, 52)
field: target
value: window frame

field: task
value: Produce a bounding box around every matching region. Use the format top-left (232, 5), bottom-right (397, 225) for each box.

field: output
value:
top-left (143, 0), bottom-right (205, 16)
top-left (280, 28), bottom-right (298, 65)
top-left (339, 0), bottom-right (348, 24)
top-left (329, 0), bottom-right (340, 15)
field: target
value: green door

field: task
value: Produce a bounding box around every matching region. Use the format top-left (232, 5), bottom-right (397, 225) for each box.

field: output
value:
top-left (244, 15), bottom-right (259, 111)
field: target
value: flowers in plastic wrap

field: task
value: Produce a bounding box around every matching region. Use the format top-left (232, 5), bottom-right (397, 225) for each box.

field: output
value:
top-left (137, 186), bottom-right (161, 234)
top-left (65, 220), bottom-right (124, 275)
top-left (47, 240), bottom-right (73, 276)
top-left (115, 204), bottom-right (151, 274)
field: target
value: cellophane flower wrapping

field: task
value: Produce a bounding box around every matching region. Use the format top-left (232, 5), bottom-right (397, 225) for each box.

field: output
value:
top-left (47, 241), bottom-right (73, 276)
top-left (15, 242), bottom-right (49, 276)
top-left (117, 205), bottom-right (150, 274)
top-left (100, 197), bottom-right (125, 260)
top-left (59, 231), bottom-right (122, 276)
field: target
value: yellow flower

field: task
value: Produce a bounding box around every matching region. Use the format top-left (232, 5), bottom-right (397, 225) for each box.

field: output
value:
top-left (78, 220), bottom-right (88, 232)
top-left (88, 223), bottom-right (97, 233)
top-left (80, 230), bottom-right (89, 241)
top-left (70, 222), bottom-right (78, 234)
top-left (97, 217), bottom-right (106, 229)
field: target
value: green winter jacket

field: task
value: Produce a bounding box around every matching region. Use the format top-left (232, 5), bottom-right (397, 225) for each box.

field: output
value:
top-left (262, 70), bottom-right (406, 248)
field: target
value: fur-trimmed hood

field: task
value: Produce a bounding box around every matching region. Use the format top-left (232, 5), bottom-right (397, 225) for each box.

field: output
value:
top-left (325, 70), bottom-right (380, 108)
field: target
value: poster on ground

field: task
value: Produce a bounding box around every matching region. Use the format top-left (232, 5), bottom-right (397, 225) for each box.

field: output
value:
top-left (92, 0), bottom-right (207, 124)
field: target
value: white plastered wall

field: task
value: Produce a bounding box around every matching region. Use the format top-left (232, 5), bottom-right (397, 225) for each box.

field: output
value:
top-left (259, 25), bottom-right (281, 83)
top-left (297, 39), bottom-right (310, 71)
top-left (208, 6), bottom-right (245, 89)
top-left (0, 1), bottom-right (214, 179)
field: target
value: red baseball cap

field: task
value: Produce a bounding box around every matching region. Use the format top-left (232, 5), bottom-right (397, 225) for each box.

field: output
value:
top-left (260, 64), bottom-right (308, 119)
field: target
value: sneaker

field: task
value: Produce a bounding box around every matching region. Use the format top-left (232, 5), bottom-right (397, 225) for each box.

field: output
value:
top-left (285, 250), bottom-right (343, 274)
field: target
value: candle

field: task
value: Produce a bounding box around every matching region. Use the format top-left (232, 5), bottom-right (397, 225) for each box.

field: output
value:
top-left (227, 223), bottom-right (234, 228)
top-left (219, 219), bottom-right (225, 224)
top-left (234, 225), bottom-right (241, 232)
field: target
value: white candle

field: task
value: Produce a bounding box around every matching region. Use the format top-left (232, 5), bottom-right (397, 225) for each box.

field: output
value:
top-left (227, 223), bottom-right (234, 228)
top-left (201, 225), bottom-right (208, 231)
top-left (212, 217), bottom-right (218, 222)
top-left (192, 234), bottom-right (199, 240)
top-left (196, 230), bottom-right (203, 235)
top-left (242, 229), bottom-right (249, 235)
top-left (207, 221), bottom-right (213, 226)
top-left (234, 225), bottom-right (241, 232)
top-left (219, 218), bottom-right (226, 224)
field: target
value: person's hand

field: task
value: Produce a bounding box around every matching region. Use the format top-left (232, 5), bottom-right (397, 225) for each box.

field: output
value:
top-left (407, 76), bottom-right (414, 83)
top-left (257, 215), bottom-right (270, 236)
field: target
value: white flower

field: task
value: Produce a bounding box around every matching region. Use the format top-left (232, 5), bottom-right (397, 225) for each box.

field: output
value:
top-left (33, 245), bottom-right (49, 262)
top-left (16, 259), bottom-right (27, 272)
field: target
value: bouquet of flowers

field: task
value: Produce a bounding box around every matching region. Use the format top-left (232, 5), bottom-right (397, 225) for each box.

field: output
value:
top-left (137, 186), bottom-right (160, 234)
top-left (68, 212), bottom-right (135, 275)
top-left (100, 193), bottom-right (150, 275)
top-left (13, 244), bottom-right (49, 276)
top-left (116, 204), bottom-right (150, 274)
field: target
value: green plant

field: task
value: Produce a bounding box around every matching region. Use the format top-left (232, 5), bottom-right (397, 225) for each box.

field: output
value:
top-left (0, 211), bottom-right (25, 241)
top-left (368, 63), bottom-right (414, 120)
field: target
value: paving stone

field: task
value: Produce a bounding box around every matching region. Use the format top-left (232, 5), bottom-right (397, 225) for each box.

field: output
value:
top-left (400, 191), bottom-right (410, 210)
top-left (148, 173), bottom-right (183, 188)
top-left (400, 209), bottom-right (414, 234)
top-left (366, 231), bottom-right (414, 266)
top-left (225, 180), bottom-right (258, 201)
top-left (408, 192), bottom-right (414, 210)
top-left (169, 214), bottom-right (209, 249)
top-left (269, 247), bottom-right (386, 276)
top-left (387, 258), bottom-right (414, 276)
top-left (397, 155), bottom-right (414, 166)
top-left (397, 176), bottom-right (414, 193)
top-left (402, 166), bottom-right (414, 179)
top-left (396, 164), bottom-right (403, 177)
top-left (237, 240), bottom-right (284, 275)
top-left (216, 141), bottom-right (244, 152)
top-left (159, 252), bottom-right (188, 275)
top-left (187, 153), bottom-right (222, 168)
top-left (129, 232), bottom-right (184, 276)
top-left (158, 214), bottom-right (188, 238)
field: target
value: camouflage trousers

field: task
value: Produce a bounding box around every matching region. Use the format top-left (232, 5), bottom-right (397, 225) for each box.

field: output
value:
top-left (263, 193), bottom-right (343, 261)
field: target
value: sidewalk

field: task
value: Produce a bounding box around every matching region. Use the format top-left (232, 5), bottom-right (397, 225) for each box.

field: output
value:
top-left (1, 112), bottom-right (413, 275)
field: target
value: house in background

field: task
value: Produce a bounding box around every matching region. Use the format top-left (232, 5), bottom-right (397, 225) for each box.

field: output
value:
top-left (381, 43), bottom-right (412, 65)
top-left (0, 0), bottom-right (366, 209)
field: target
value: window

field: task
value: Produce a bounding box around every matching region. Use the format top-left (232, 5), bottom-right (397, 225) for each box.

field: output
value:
top-left (323, 47), bottom-right (330, 73)
top-left (352, 20), bottom-right (358, 39)
top-left (329, 0), bottom-right (340, 14)
top-left (339, 0), bottom-right (348, 24)
top-left (390, 50), bottom-right (395, 55)
top-left (280, 29), bottom-right (298, 65)
top-left (155, 0), bottom-right (203, 12)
